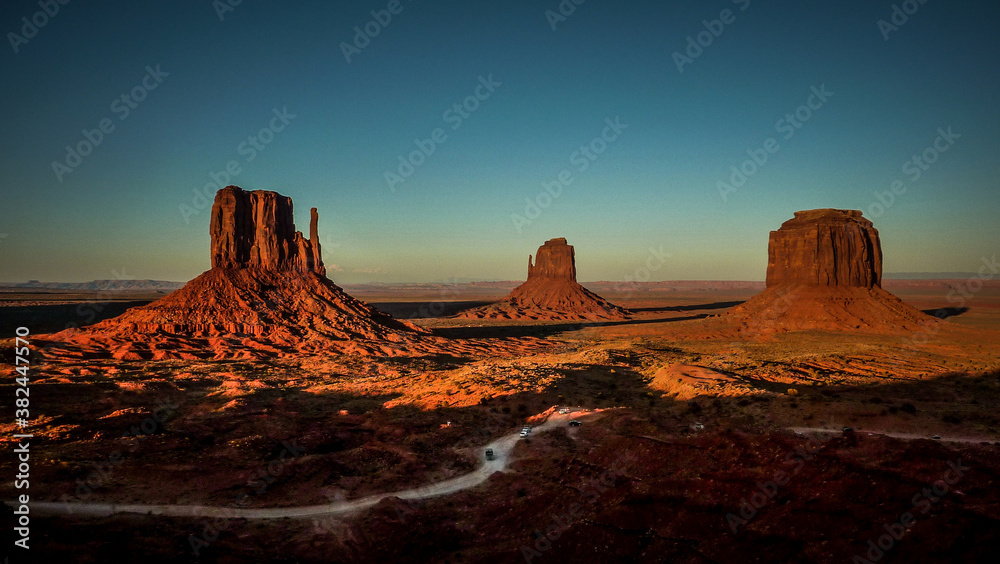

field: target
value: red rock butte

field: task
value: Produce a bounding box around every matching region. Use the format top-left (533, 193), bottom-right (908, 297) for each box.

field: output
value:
top-left (210, 186), bottom-right (325, 275)
top-left (765, 209), bottom-right (881, 288)
top-left (727, 209), bottom-right (934, 334)
top-left (459, 238), bottom-right (629, 321)
top-left (40, 186), bottom-right (455, 360)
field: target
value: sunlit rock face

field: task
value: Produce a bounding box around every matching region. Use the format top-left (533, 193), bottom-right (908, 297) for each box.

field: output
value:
top-left (210, 185), bottom-right (325, 275)
top-left (766, 209), bottom-right (882, 289)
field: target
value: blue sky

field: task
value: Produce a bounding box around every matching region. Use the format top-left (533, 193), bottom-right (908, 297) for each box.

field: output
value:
top-left (1, 0), bottom-right (998, 283)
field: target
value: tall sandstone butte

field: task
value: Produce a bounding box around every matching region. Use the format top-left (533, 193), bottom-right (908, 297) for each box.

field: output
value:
top-left (528, 237), bottom-right (577, 281)
top-left (727, 208), bottom-right (932, 334)
top-left (210, 185), bottom-right (325, 275)
top-left (766, 209), bottom-right (881, 288)
top-left (46, 185), bottom-right (433, 360)
top-left (460, 237), bottom-right (629, 321)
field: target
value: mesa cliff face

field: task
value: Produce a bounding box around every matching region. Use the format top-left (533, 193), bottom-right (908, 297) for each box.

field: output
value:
top-left (765, 209), bottom-right (881, 288)
top-left (527, 238), bottom-right (576, 281)
top-left (210, 186), bottom-right (325, 275)
top-left (43, 186), bottom-right (446, 360)
top-left (459, 238), bottom-right (629, 321)
top-left (727, 209), bottom-right (932, 334)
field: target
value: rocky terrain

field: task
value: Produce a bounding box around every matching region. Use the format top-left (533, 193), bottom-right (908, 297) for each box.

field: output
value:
top-left (3, 202), bottom-right (1000, 563)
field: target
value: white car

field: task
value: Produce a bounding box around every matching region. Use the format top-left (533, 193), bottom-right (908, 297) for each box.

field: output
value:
top-left (558, 408), bottom-right (570, 414)
top-left (519, 430), bottom-right (529, 438)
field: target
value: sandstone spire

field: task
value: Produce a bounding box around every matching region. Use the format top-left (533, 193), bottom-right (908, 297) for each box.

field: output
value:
top-left (459, 237), bottom-right (628, 321)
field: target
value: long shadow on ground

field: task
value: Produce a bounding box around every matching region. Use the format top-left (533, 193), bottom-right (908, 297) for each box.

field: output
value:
top-left (432, 314), bottom-right (711, 339)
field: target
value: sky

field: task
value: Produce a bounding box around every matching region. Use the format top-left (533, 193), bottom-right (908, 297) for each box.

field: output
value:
top-left (1, 0), bottom-right (998, 284)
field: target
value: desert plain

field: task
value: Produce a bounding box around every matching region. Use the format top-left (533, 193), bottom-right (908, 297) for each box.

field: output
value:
top-left (2, 260), bottom-right (1000, 562)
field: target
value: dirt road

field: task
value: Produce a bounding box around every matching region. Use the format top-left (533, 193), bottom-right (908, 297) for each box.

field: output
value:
top-left (23, 410), bottom-right (589, 520)
top-left (788, 426), bottom-right (997, 444)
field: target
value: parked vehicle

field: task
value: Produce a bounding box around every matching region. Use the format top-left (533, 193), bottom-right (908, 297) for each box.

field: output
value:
top-left (569, 420), bottom-right (582, 427)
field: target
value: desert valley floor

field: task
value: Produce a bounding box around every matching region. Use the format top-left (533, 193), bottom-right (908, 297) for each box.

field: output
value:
top-left (2, 280), bottom-right (1000, 562)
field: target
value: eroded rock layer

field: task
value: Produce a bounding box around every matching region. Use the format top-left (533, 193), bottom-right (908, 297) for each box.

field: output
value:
top-left (766, 209), bottom-right (881, 288)
top-left (210, 186), bottom-right (325, 275)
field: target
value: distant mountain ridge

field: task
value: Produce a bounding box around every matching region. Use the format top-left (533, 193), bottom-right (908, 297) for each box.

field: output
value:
top-left (2, 274), bottom-right (981, 292)
top-left (883, 272), bottom-right (980, 280)
top-left (2, 280), bottom-right (185, 291)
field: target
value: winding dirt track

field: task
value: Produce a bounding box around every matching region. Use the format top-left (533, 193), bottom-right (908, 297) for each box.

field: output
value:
top-left (21, 412), bottom-right (587, 520)
top-left (788, 426), bottom-right (996, 444)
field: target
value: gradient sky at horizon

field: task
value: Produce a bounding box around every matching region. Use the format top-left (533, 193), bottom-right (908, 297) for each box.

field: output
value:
top-left (1, 0), bottom-right (998, 284)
